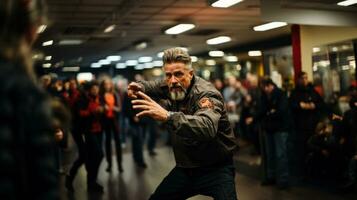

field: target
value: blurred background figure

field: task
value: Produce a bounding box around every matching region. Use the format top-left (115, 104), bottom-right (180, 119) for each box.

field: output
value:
top-left (0, 0), bottom-right (59, 199)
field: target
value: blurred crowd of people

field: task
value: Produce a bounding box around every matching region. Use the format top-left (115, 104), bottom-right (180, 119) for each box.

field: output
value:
top-left (211, 72), bottom-right (357, 191)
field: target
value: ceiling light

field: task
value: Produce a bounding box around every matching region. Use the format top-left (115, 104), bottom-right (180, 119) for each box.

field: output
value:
top-left (42, 40), bottom-right (53, 46)
top-left (58, 39), bottom-right (83, 45)
top-left (126, 60), bottom-right (138, 66)
top-left (104, 25), bottom-right (116, 33)
top-left (165, 24), bottom-right (195, 35)
top-left (91, 63), bottom-right (101, 68)
top-left (248, 50), bottom-right (262, 57)
top-left (337, 0), bottom-right (357, 6)
top-left (106, 55), bottom-right (121, 62)
top-left (44, 56), bottom-right (52, 61)
top-left (144, 63), bottom-right (154, 69)
top-left (116, 63), bottom-right (126, 69)
top-left (37, 25), bottom-right (47, 34)
top-left (224, 56), bottom-right (238, 62)
top-left (43, 63), bottom-right (51, 68)
top-left (206, 36), bottom-right (231, 45)
top-left (157, 52), bottom-right (164, 58)
top-left (331, 47), bottom-right (338, 52)
top-left (205, 60), bottom-right (216, 65)
top-left (253, 22), bottom-right (288, 31)
top-left (134, 64), bottom-right (145, 70)
top-left (211, 0), bottom-right (244, 8)
top-left (77, 73), bottom-right (93, 82)
top-left (138, 56), bottom-right (153, 63)
top-left (62, 66), bottom-right (80, 72)
top-left (191, 56), bottom-right (198, 62)
top-left (209, 50), bottom-right (225, 57)
top-left (153, 60), bottom-right (163, 66)
top-left (135, 42), bottom-right (148, 50)
top-left (312, 47), bottom-right (320, 53)
top-left (99, 59), bottom-right (110, 65)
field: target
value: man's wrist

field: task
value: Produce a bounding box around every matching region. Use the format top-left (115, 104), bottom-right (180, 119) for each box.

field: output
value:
top-left (166, 111), bottom-right (175, 121)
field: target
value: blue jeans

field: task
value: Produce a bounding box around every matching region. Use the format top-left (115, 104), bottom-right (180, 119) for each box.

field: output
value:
top-left (263, 131), bottom-right (289, 186)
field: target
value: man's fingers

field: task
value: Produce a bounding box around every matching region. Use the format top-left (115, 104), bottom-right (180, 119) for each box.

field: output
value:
top-left (132, 99), bottom-right (151, 105)
top-left (137, 91), bottom-right (152, 102)
top-left (132, 105), bottom-right (151, 110)
top-left (136, 110), bottom-right (151, 118)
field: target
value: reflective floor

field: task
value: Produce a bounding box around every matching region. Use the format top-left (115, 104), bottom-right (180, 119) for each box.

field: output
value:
top-left (59, 141), bottom-right (357, 200)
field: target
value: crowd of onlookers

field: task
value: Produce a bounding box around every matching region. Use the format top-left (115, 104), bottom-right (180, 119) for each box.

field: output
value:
top-left (212, 72), bottom-right (357, 191)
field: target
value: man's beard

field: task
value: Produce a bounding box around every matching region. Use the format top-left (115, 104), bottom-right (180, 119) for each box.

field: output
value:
top-left (169, 83), bottom-right (187, 101)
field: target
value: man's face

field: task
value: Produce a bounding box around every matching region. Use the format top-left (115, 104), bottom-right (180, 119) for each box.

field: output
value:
top-left (164, 62), bottom-right (193, 101)
top-left (263, 84), bottom-right (274, 95)
top-left (299, 74), bottom-right (308, 87)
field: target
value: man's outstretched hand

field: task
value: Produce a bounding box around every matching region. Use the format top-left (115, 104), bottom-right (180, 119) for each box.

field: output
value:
top-left (132, 91), bottom-right (169, 122)
top-left (127, 82), bottom-right (143, 99)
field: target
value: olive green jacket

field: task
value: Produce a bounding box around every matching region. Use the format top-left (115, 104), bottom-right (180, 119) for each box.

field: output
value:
top-left (139, 76), bottom-right (238, 168)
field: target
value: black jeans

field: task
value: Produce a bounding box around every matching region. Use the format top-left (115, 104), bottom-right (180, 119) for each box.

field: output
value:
top-left (149, 164), bottom-right (238, 200)
top-left (85, 133), bottom-right (103, 185)
top-left (103, 117), bottom-right (122, 169)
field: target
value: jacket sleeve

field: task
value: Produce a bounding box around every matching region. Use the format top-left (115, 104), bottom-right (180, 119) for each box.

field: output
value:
top-left (165, 92), bottom-right (223, 142)
top-left (138, 80), bottom-right (166, 99)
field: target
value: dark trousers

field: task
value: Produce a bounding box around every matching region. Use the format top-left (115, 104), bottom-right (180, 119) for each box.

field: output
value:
top-left (68, 129), bottom-right (87, 180)
top-left (85, 133), bottom-right (103, 185)
top-left (103, 117), bottom-right (122, 169)
top-left (149, 164), bottom-right (238, 200)
top-left (129, 125), bottom-right (145, 164)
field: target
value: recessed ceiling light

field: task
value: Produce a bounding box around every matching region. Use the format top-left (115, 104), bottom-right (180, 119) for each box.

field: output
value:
top-left (313, 47), bottom-right (320, 53)
top-left (91, 63), bottom-right (101, 68)
top-left (224, 56), bottom-right (238, 62)
top-left (43, 63), bottom-right (51, 68)
top-left (209, 50), bottom-right (225, 57)
top-left (136, 42), bottom-right (148, 50)
top-left (157, 52), bottom-right (164, 58)
top-left (144, 63), bottom-right (154, 69)
top-left (205, 60), bottom-right (216, 65)
top-left (42, 40), bottom-right (53, 46)
top-left (37, 25), bottom-right (47, 34)
top-left (153, 60), bottom-right (163, 66)
top-left (206, 36), bottom-right (231, 45)
top-left (116, 63), bottom-right (126, 69)
top-left (253, 22), bottom-right (288, 31)
top-left (134, 64), bottom-right (145, 70)
top-left (104, 25), bottom-right (116, 33)
top-left (44, 56), bottom-right (52, 61)
top-left (106, 55), bottom-right (121, 62)
top-left (248, 50), bottom-right (262, 57)
top-left (211, 0), bottom-right (244, 8)
top-left (337, 0), bottom-right (357, 6)
top-left (58, 39), bottom-right (83, 45)
top-left (62, 66), bottom-right (80, 72)
top-left (99, 59), bottom-right (110, 65)
top-left (126, 60), bottom-right (138, 66)
top-left (165, 24), bottom-right (195, 35)
top-left (191, 56), bottom-right (198, 62)
top-left (138, 56), bottom-right (153, 63)
top-left (77, 73), bottom-right (93, 82)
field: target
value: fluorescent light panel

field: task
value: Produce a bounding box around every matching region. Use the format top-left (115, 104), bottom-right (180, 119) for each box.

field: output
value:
top-left (206, 36), bottom-right (231, 45)
top-left (337, 0), bottom-right (357, 6)
top-left (211, 0), bottom-right (243, 8)
top-left (62, 66), bottom-right (80, 72)
top-left (126, 60), bottom-right (138, 66)
top-left (116, 63), bottom-right (126, 69)
top-left (104, 25), bottom-right (116, 33)
top-left (138, 56), bottom-right (153, 63)
top-left (42, 40), bottom-right (53, 46)
top-left (253, 22), bottom-right (287, 31)
top-left (205, 60), bottom-right (216, 65)
top-left (157, 52), bottom-right (164, 58)
top-left (209, 50), bottom-right (224, 57)
top-left (153, 60), bottom-right (163, 66)
top-left (225, 56), bottom-right (238, 62)
top-left (58, 39), bottom-right (83, 45)
top-left (99, 59), bottom-right (110, 65)
top-left (37, 25), bottom-right (47, 34)
top-left (191, 56), bottom-right (198, 62)
top-left (91, 63), bottom-right (101, 68)
top-left (45, 56), bottom-right (52, 61)
top-left (43, 63), bottom-right (51, 68)
top-left (248, 50), bottom-right (262, 57)
top-left (106, 55), bottom-right (121, 61)
top-left (165, 24), bottom-right (195, 35)
top-left (77, 73), bottom-right (93, 82)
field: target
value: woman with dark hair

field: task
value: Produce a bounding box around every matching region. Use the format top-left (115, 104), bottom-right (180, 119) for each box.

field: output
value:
top-left (0, 0), bottom-right (59, 199)
top-left (99, 78), bottom-right (123, 173)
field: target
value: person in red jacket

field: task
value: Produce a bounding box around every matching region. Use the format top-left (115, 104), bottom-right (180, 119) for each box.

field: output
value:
top-left (79, 81), bottom-right (105, 193)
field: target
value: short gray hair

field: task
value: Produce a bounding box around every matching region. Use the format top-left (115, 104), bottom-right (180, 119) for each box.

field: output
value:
top-left (163, 47), bottom-right (192, 69)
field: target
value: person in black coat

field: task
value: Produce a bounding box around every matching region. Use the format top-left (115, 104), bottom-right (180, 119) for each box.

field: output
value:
top-left (0, 0), bottom-right (59, 199)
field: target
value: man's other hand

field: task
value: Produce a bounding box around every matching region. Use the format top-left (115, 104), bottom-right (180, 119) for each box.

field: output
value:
top-left (128, 82), bottom-right (143, 99)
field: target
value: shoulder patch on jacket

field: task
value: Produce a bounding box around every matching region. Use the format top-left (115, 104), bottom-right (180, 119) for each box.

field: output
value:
top-left (199, 97), bottom-right (214, 109)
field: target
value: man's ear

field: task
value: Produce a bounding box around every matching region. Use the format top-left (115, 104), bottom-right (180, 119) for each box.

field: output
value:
top-left (189, 69), bottom-right (194, 79)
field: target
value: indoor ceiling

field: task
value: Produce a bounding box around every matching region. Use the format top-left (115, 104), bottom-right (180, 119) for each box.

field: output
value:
top-left (33, 0), bottom-right (356, 69)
